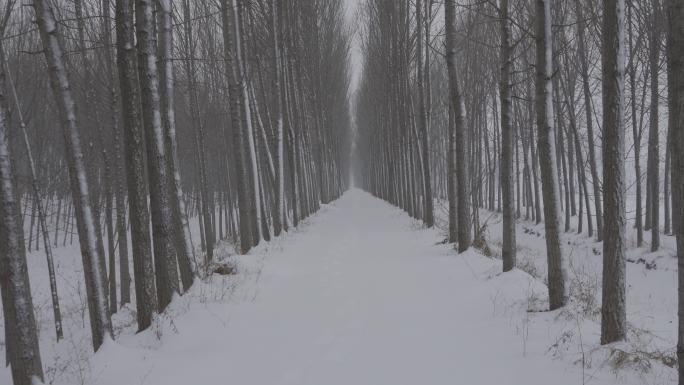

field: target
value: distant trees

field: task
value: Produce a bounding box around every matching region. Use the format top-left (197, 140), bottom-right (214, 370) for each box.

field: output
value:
top-left (574, 0), bottom-right (603, 242)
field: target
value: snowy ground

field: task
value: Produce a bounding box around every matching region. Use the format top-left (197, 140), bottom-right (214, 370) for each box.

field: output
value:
top-left (433, 197), bottom-right (679, 384)
top-left (1, 189), bottom-right (678, 384)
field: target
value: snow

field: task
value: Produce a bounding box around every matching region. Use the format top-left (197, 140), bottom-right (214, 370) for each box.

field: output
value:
top-left (1, 189), bottom-right (677, 384)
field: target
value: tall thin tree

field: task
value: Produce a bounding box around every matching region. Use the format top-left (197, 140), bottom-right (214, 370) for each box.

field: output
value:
top-left (445, 0), bottom-right (471, 251)
top-left (535, 0), bottom-right (566, 310)
top-left (32, 0), bottom-right (112, 350)
top-left (500, 0), bottom-right (516, 271)
top-left (601, 0), bottom-right (627, 344)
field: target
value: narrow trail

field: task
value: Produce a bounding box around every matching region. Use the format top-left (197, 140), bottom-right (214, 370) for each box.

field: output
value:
top-left (97, 189), bottom-right (629, 385)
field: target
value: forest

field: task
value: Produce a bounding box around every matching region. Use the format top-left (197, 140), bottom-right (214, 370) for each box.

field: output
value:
top-left (0, 0), bottom-right (682, 384)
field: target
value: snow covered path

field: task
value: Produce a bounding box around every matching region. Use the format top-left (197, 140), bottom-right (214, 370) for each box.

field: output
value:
top-left (95, 189), bottom-right (634, 385)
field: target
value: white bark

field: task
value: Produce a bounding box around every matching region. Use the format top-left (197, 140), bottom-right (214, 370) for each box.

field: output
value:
top-left (32, 0), bottom-right (112, 350)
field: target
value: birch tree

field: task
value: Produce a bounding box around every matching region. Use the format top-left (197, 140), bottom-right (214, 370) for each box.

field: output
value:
top-left (32, 0), bottom-right (112, 351)
top-left (159, 0), bottom-right (195, 289)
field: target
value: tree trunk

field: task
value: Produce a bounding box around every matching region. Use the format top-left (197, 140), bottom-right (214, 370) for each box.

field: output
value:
top-left (0, 42), bottom-right (44, 385)
top-left (101, 0), bottom-right (131, 307)
top-left (447, 102), bottom-right (457, 244)
top-left (647, 1), bottom-right (661, 251)
top-left (416, 0), bottom-right (434, 227)
top-left (160, 0), bottom-right (195, 289)
top-left (665, 1), bottom-right (684, 381)
top-left (32, 0), bottom-right (112, 350)
top-left (445, 0), bottom-right (471, 251)
top-left (116, 0), bottom-right (157, 330)
top-left (221, 0), bottom-right (254, 254)
top-left (628, 2), bottom-right (643, 247)
top-left (500, 0), bottom-right (515, 271)
top-left (601, 0), bottom-right (627, 345)
top-left (535, 0), bottom-right (566, 310)
top-left (135, 0), bottom-right (180, 312)
top-left (5, 51), bottom-right (64, 339)
top-left (272, 0), bottom-right (285, 237)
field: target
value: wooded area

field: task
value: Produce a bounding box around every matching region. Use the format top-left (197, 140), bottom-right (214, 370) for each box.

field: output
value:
top-left (353, 0), bottom-right (683, 383)
top-left (0, 0), bottom-right (683, 384)
top-left (0, 0), bottom-right (350, 383)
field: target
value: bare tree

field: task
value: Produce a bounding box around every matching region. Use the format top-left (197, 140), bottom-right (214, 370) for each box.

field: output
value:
top-left (159, 0), bottom-right (195, 289)
top-left (0, 20), bottom-right (43, 382)
top-left (574, 0), bottom-right (603, 241)
top-left (535, 0), bottom-right (566, 310)
top-left (32, 0), bottom-right (112, 350)
top-left (272, 0), bottom-right (285, 237)
top-left (666, 0), bottom-right (684, 382)
top-left (445, 0), bottom-right (471, 252)
top-left (416, 0), bottom-right (434, 227)
top-left (500, 0), bottom-right (515, 271)
top-left (647, 0), bottom-right (661, 251)
top-left (135, 0), bottom-right (180, 312)
top-left (116, 0), bottom-right (157, 330)
top-left (5, 49), bottom-right (62, 340)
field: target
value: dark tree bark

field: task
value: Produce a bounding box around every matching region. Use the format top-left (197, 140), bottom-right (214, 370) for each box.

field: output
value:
top-left (628, 2), bottom-right (644, 247)
top-left (666, 1), bottom-right (684, 383)
top-left (136, 0), bottom-right (180, 312)
top-left (101, 0), bottom-right (131, 307)
top-left (601, 0), bottom-right (627, 345)
top-left (0, 39), bottom-right (44, 385)
top-left (647, 0), bottom-right (661, 251)
top-left (116, 0), bottom-right (157, 330)
top-left (500, 0), bottom-right (515, 271)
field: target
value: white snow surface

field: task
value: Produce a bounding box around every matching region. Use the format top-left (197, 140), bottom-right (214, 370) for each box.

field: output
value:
top-left (1, 189), bottom-right (677, 384)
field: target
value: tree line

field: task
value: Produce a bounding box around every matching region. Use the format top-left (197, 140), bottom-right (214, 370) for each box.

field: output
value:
top-left (354, 0), bottom-right (683, 383)
top-left (0, 0), bottom-right (351, 384)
